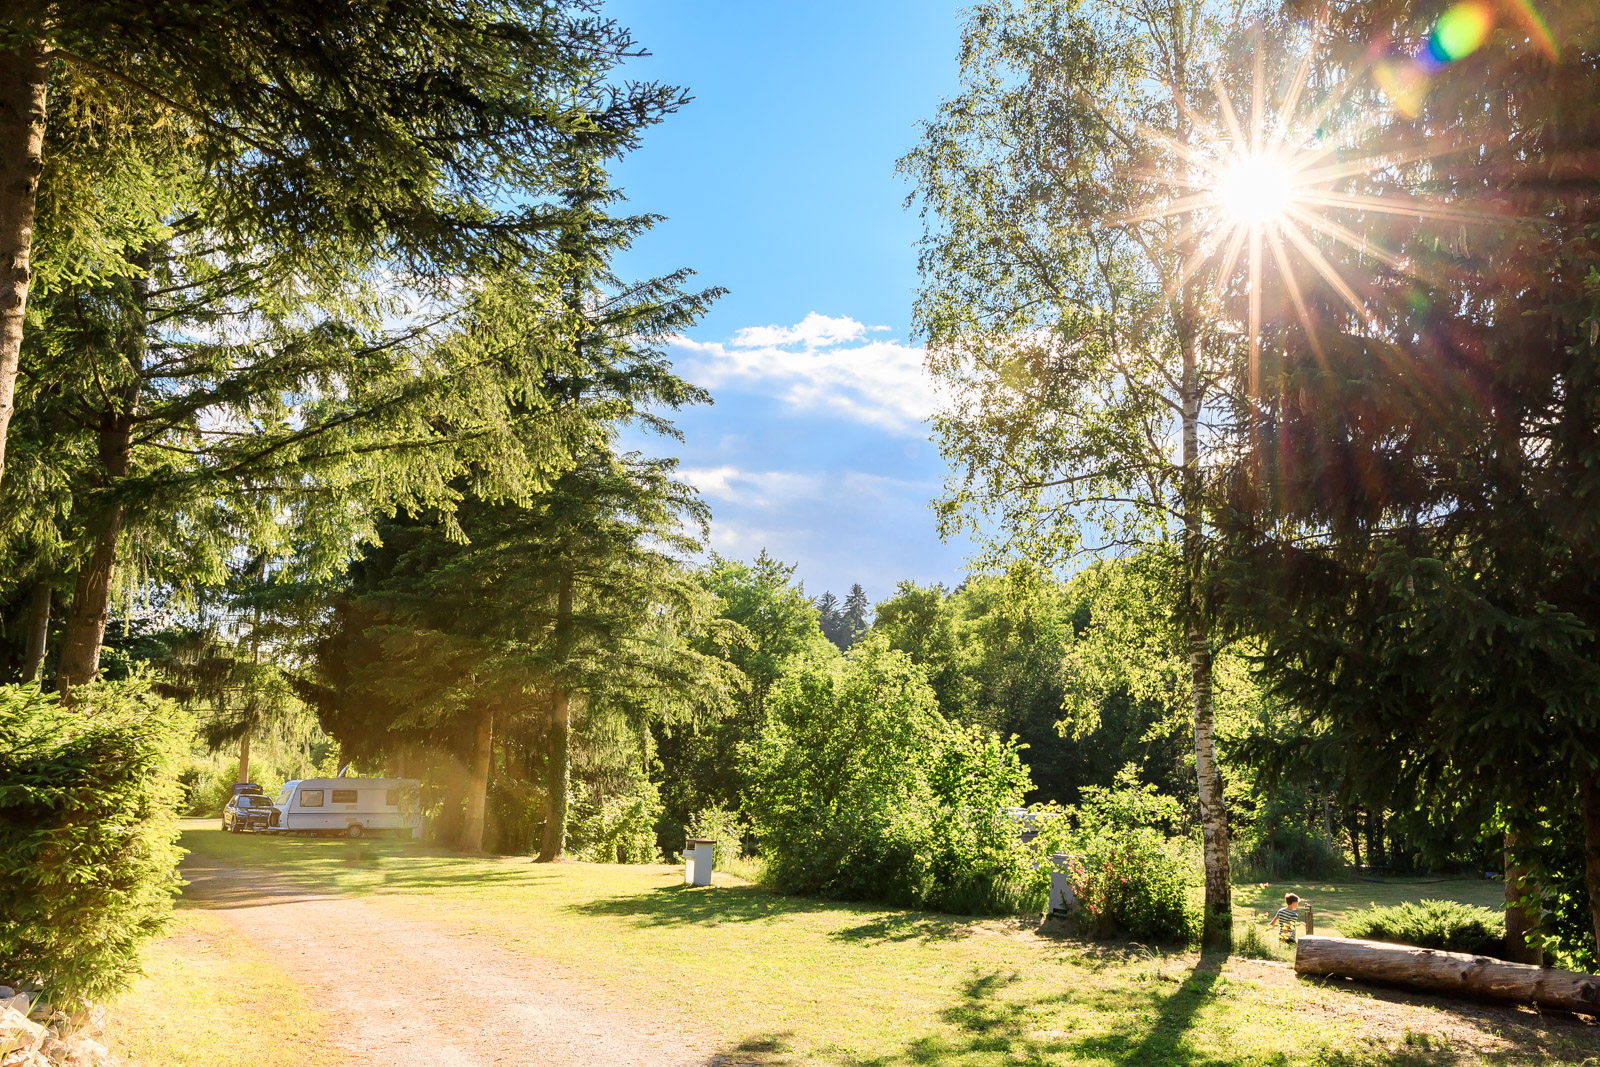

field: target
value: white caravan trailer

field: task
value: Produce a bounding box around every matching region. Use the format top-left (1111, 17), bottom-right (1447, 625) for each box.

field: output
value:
top-left (271, 777), bottom-right (423, 839)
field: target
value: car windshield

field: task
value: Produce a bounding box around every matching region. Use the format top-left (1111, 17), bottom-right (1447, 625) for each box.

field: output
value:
top-left (239, 796), bottom-right (270, 806)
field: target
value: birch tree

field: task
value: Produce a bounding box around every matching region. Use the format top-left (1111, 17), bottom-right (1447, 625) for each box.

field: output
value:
top-left (901, 0), bottom-right (1264, 938)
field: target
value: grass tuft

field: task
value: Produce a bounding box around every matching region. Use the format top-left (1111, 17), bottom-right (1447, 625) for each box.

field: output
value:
top-left (1231, 919), bottom-right (1287, 961)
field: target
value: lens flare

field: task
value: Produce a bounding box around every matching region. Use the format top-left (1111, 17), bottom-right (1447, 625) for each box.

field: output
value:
top-left (1107, 29), bottom-right (1512, 409)
top-left (1428, 2), bottom-right (1494, 64)
top-left (1215, 156), bottom-right (1295, 225)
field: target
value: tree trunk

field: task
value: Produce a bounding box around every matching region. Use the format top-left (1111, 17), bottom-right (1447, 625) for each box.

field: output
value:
top-left (237, 731), bottom-right (252, 786)
top-left (1190, 625), bottom-right (1231, 936)
top-left (57, 500), bottom-right (126, 692)
top-left (1365, 809), bottom-right (1387, 871)
top-left (1180, 307), bottom-right (1230, 940)
top-left (236, 556), bottom-right (262, 787)
top-left (459, 707), bottom-right (494, 852)
top-left (1504, 829), bottom-right (1543, 966)
top-left (22, 578), bottom-right (49, 681)
top-left (538, 565), bottom-right (577, 863)
top-left (0, 32), bottom-right (47, 493)
top-left (55, 248), bottom-right (148, 695)
top-left (1580, 775), bottom-right (1600, 958)
top-left (1294, 936), bottom-right (1600, 1012)
top-left (439, 765), bottom-right (466, 848)
top-left (1345, 808), bottom-right (1363, 870)
top-left (539, 688), bottom-right (571, 862)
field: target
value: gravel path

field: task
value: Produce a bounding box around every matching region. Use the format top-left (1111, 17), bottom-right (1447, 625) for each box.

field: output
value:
top-left (181, 854), bottom-right (715, 1067)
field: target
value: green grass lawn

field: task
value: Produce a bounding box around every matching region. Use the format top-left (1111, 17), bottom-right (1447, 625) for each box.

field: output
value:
top-left (163, 820), bottom-right (1600, 1067)
top-left (1234, 877), bottom-right (1505, 931)
top-left (107, 910), bottom-right (336, 1067)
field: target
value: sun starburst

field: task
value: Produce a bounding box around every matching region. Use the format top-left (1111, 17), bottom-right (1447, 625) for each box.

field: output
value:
top-left (1108, 6), bottom-right (1526, 399)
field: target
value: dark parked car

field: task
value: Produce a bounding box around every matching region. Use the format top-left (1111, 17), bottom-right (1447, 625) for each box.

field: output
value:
top-left (223, 793), bottom-right (277, 833)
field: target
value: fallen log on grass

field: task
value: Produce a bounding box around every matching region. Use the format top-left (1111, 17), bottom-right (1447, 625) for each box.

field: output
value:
top-left (1294, 935), bottom-right (1600, 1014)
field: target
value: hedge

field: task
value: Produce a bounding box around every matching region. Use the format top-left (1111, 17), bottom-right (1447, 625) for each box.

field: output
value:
top-left (0, 681), bottom-right (187, 1004)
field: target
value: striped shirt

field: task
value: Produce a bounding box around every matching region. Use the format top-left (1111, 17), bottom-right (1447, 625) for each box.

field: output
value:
top-left (1274, 906), bottom-right (1301, 939)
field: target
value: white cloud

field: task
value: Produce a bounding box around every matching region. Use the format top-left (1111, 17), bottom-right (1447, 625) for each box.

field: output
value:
top-left (680, 464), bottom-right (935, 510)
top-left (673, 313), bottom-right (937, 434)
top-left (679, 465), bottom-right (822, 502)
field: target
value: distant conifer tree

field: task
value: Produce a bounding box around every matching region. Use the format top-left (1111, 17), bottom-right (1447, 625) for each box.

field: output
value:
top-left (841, 584), bottom-right (871, 648)
top-left (814, 591), bottom-right (849, 650)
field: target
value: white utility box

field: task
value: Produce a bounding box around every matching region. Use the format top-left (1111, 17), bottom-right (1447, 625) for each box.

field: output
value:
top-left (1048, 853), bottom-right (1076, 915)
top-left (684, 837), bottom-right (715, 886)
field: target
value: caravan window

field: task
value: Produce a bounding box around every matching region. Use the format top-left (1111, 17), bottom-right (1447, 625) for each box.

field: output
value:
top-left (276, 786), bottom-right (292, 805)
top-left (385, 790), bottom-right (400, 807)
top-left (299, 789), bottom-right (324, 807)
top-left (331, 789), bottom-right (358, 805)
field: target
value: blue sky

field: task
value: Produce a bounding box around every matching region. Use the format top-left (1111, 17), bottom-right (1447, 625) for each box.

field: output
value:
top-left (606, 1), bottom-right (970, 605)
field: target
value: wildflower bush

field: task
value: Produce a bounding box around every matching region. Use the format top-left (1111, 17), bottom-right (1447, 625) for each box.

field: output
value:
top-left (744, 636), bottom-right (1033, 913)
top-left (1033, 769), bottom-right (1202, 943)
top-left (0, 681), bottom-right (187, 1004)
top-left (1341, 899), bottom-right (1505, 957)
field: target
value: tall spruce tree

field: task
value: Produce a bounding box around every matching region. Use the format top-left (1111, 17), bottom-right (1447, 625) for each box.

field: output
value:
top-left (814, 591), bottom-right (847, 650)
top-left (9, 12), bottom-right (694, 694)
top-left (841, 583), bottom-right (871, 648)
top-left (310, 161), bottom-right (731, 853)
top-left (1211, 1), bottom-right (1600, 959)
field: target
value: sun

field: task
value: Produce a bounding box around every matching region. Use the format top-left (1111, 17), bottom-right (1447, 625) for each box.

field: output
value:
top-left (1109, 6), bottom-right (1523, 365)
top-left (1214, 155), bottom-right (1296, 226)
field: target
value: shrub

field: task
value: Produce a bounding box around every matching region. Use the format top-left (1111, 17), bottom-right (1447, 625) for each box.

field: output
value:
top-left (744, 636), bottom-right (1032, 913)
top-left (1041, 770), bottom-right (1203, 944)
top-left (0, 681), bottom-right (187, 1005)
top-left (685, 805), bottom-right (748, 871)
top-left (1340, 899), bottom-right (1506, 956)
top-left (178, 758), bottom-right (241, 817)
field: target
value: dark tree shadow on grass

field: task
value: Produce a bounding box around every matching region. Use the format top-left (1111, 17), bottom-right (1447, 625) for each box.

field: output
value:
top-left (564, 881), bottom-right (979, 935)
top-left (178, 832), bottom-right (556, 908)
top-left (703, 1031), bottom-right (800, 1066)
top-left (827, 954), bottom-right (1486, 1067)
top-left (567, 883), bottom-right (836, 927)
top-left (570, 882), bottom-right (990, 939)
top-left (829, 913), bottom-right (976, 944)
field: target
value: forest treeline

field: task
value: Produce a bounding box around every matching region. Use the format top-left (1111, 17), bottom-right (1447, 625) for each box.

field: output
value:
top-left (4, 0), bottom-right (1600, 1006)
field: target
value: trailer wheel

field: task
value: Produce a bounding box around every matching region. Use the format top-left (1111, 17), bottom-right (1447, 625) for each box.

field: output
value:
top-left (346, 824), bottom-right (363, 839)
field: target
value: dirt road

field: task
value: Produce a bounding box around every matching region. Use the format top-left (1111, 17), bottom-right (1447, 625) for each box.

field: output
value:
top-left (181, 854), bottom-right (716, 1067)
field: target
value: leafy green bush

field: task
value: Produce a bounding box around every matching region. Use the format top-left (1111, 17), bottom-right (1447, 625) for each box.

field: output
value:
top-left (745, 636), bottom-right (1032, 913)
top-left (686, 805), bottom-right (748, 871)
top-left (567, 766), bottom-right (663, 863)
top-left (0, 681), bottom-right (187, 1004)
top-left (1340, 899), bottom-right (1506, 956)
top-left (1038, 770), bottom-right (1203, 943)
top-left (178, 759), bottom-right (239, 817)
